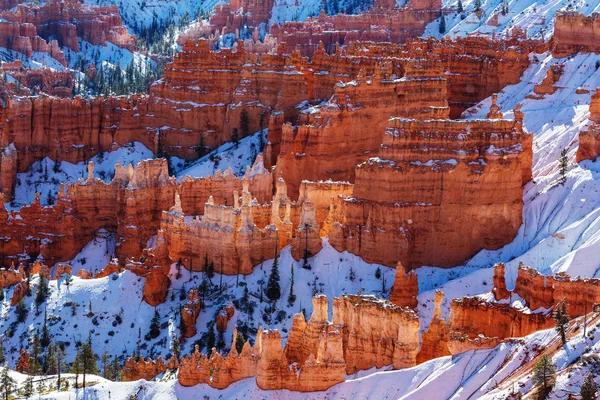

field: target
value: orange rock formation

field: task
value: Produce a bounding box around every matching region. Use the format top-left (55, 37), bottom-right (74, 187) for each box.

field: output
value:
top-left (389, 263), bottom-right (418, 308)
top-left (417, 291), bottom-right (450, 363)
top-left (553, 12), bottom-right (600, 57)
top-left (577, 89), bottom-right (600, 162)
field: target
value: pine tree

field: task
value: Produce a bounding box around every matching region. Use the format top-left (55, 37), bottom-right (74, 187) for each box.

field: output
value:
top-left (101, 350), bottom-right (111, 379)
top-left (21, 375), bottom-right (34, 398)
top-left (30, 331), bottom-right (42, 376)
top-left (171, 337), bottom-right (180, 360)
top-left (554, 300), bottom-right (569, 345)
top-left (206, 325), bottom-right (216, 351)
top-left (558, 148), bottom-right (568, 185)
top-left (35, 275), bottom-right (49, 307)
top-left (0, 289), bottom-right (4, 302)
top-left (180, 284), bottom-right (187, 301)
top-left (40, 308), bottom-right (50, 347)
top-left (439, 15), bottom-right (446, 34)
top-left (581, 373), bottom-right (598, 400)
top-left (149, 309), bottom-right (161, 339)
top-left (1, 367), bottom-right (16, 400)
top-left (16, 299), bottom-right (28, 323)
top-left (235, 330), bottom-right (245, 354)
top-left (457, 0), bottom-right (463, 13)
top-left (77, 335), bottom-right (98, 391)
top-left (111, 355), bottom-right (120, 381)
top-left (239, 109), bottom-right (250, 139)
top-left (231, 128), bottom-right (240, 148)
top-left (533, 355), bottom-right (555, 399)
top-left (0, 336), bottom-right (4, 365)
top-left (474, 0), bottom-right (481, 12)
top-left (288, 263), bottom-right (296, 305)
top-left (266, 245), bottom-right (281, 302)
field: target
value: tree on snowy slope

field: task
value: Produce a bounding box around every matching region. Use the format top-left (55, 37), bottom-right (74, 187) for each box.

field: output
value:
top-left (266, 242), bottom-right (281, 302)
top-left (554, 300), bottom-right (569, 345)
top-left (0, 367), bottom-right (16, 400)
top-left (581, 373), bottom-right (597, 400)
top-left (75, 335), bottom-right (98, 391)
top-left (533, 355), bottom-right (556, 399)
top-left (559, 149), bottom-right (568, 186)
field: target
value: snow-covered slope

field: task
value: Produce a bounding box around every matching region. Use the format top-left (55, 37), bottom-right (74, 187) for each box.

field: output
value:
top-left (11, 301), bottom-right (600, 399)
top-left (423, 0), bottom-right (600, 39)
top-left (10, 142), bottom-right (154, 209)
top-left (0, 239), bottom-right (393, 368)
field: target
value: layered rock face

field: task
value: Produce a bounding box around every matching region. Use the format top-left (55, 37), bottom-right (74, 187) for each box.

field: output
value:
top-left (0, 61), bottom-right (73, 97)
top-left (178, 294), bottom-right (419, 390)
top-left (0, 20), bottom-right (66, 66)
top-left (0, 156), bottom-right (273, 269)
top-left (2, 0), bottom-right (135, 52)
top-left (271, 0), bottom-right (442, 58)
top-left (122, 355), bottom-right (178, 382)
top-left (553, 12), bottom-right (600, 57)
top-left (577, 89), bottom-right (600, 162)
top-left (511, 264), bottom-right (600, 317)
top-left (181, 289), bottom-right (202, 338)
top-left (330, 113), bottom-right (532, 269)
top-left (389, 263), bottom-right (418, 308)
top-left (274, 66), bottom-right (450, 198)
top-left (448, 296), bottom-right (554, 341)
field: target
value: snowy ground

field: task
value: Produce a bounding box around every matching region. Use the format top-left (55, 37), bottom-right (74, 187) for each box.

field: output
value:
top-left (174, 129), bottom-right (266, 179)
top-left (423, 0), bottom-right (600, 40)
top-left (0, 239), bottom-right (393, 369)
top-left (7, 308), bottom-right (600, 399)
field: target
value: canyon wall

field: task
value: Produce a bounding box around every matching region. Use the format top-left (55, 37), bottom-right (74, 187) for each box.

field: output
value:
top-left (177, 294), bottom-right (419, 390)
top-left (330, 112), bottom-right (532, 269)
top-left (553, 12), bottom-right (600, 57)
top-left (577, 89), bottom-right (600, 162)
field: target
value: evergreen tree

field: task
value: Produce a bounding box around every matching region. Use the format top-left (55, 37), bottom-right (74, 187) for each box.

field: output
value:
top-left (0, 336), bottom-right (4, 365)
top-left (533, 355), bottom-right (555, 399)
top-left (180, 284), bottom-right (187, 301)
top-left (231, 128), bottom-right (240, 148)
top-left (439, 15), bottom-right (446, 34)
top-left (474, 0), bottom-right (481, 11)
top-left (581, 373), bottom-right (598, 400)
top-left (558, 148), bottom-right (568, 185)
top-left (100, 350), bottom-right (111, 379)
top-left (457, 0), bottom-right (463, 13)
top-left (171, 337), bottom-right (180, 360)
top-left (35, 275), bottom-right (49, 307)
top-left (76, 335), bottom-right (98, 391)
top-left (40, 308), bottom-right (50, 347)
top-left (20, 375), bottom-right (34, 398)
top-left (235, 330), bottom-right (245, 354)
top-left (30, 331), bottom-right (42, 376)
top-left (0, 289), bottom-right (4, 302)
top-left (149, 309), bottom-right (161, 339)
top-left (266, 244), bottom-right (281, 302)
top-left (206, 325), bottom-right (216, 351)
top-left (111, 355), bottom-right (120, 381)
top-left (554, 300), bottom-right (569, 345)
top-left (239, 109), bottom-right (250, 139)
top-left (288, 263), bottom-right (296, 305)
top-left (1, 367), bottom-right (16, 400)
top-left (16, 299), bottom-right (28, 323)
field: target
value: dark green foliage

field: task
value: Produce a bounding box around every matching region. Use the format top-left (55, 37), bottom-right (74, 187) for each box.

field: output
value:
top-left (558, 148), bottom-right (568, 186)
top-left (35, 275), bottom-right (49, 306)
top-left (554, 300), bottom-right (569, 345)
top-left (206, 325), bottom-right (216, 351)
top-left (235, 331), bottom-right (245, 354)
top-left (457, 0), bottom-right (463, 13)
top-left (148, 309), bottom-right (161, 340)
top-left (239, 109), bottom-right (250, 139)
top-left (16, 299), bottom-right (28, 323)
top-left (266, 248), bottom-right (281, 302)
top-left (533, 355), bottom-right (555, 399)
top-left (581, 373), bottom-right (597, 400)
top-left (439, 15), bottom-right (446, 34)
top-left (1, 367), bottom-right (16, 400)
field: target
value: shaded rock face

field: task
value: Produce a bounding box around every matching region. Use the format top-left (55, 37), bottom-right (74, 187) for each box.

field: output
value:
top-left (177, 294), bottom-right (419, 391)
top-left (0, 21), bottom-right (66, 66)
top-left (16, 348), bottom-right (30, 373)
top-left (181, 289), bottom-right (202, 338)
top-left (142, 266), bottom-right (171, 307)
top-left (577, 89), bottom-right (600, 163)
top-left (389, 263), bottom-right (418, 309)
top-left (417, 291), bottom-right (450, 363)
top-left (553, 12), bottom-right (600, 57)
top-left (216, 302), bottom-right (234, 333)
top-left (511, 264), bottom-right (600, 317)
top-left (330, 115), bottom-right (532, 269)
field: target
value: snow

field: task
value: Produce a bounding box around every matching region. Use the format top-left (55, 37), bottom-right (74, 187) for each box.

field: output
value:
top-left (63, 39), bottom-right (155, 74)
top-left (423, 0), bottom-right (600, 40)
top-left (10, 142), bottom-right (154, 209)
top-left (0, 238), bottom-right (393, 371)
top-left (174, 129), bottom-right (267, 179)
